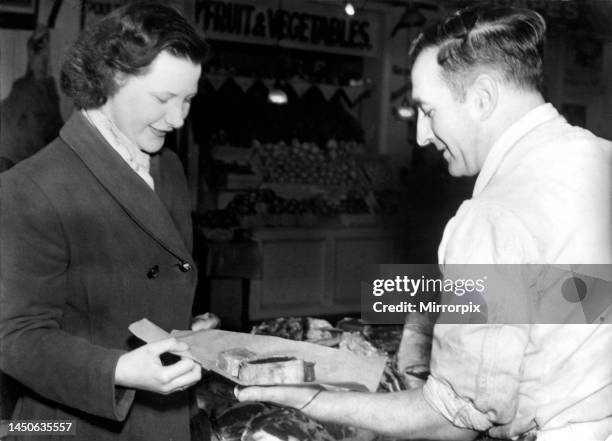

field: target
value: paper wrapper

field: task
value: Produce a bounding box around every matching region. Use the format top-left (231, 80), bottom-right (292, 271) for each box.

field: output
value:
top-left (129, 318), bottom-right (386, 392)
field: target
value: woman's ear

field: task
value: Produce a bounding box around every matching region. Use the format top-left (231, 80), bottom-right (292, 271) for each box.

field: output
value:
top-left (113, 71), bottom-right (129, 88)
top-left (467, 73), bottom-right (498, 121)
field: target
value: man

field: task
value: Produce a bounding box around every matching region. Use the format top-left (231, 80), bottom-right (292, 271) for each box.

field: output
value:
top-left (236, 6), bottom-right (612, 441)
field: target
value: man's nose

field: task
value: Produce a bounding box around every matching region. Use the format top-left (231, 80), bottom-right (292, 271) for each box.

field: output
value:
top-left (416, 112), bottom-right (434, 147)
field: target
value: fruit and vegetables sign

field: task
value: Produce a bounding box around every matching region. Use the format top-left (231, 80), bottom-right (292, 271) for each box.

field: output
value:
top-left (194, 0), bottom-right (380, 57)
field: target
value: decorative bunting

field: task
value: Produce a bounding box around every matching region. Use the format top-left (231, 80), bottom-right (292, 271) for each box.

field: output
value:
top-left (318, 84), bottom-right (338, 101)
top-left (343, 86), bottom-right (365, 105)
top-left (262, 78), bottom-right (276, 90)
top-left (202, 73), bottom-right (372, 103)
top-left (291, 79), bottom-right (311, 97)
top-left (234, 76), bottom-right (255, 93)
top-left (206, 74), bottom-right (227, 91)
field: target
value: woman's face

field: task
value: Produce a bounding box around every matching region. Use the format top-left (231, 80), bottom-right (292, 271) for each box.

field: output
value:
top-left (103, 50), bottom-right (201, 154)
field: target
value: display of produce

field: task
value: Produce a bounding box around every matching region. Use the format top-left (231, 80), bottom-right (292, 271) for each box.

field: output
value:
top-left (198, 137), bottom-right (399, 232)
top-left (253, 138), bottom-right (365, 187)
top-left (360, 157), bottom-right (397, 189)
top-left (225, 189), bottom-right (339, 217)
top-left (198, 188), bottom-right (390, 232)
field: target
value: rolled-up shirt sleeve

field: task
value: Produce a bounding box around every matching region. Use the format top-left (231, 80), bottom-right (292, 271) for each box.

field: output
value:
top-left (424, 200), bottom-right (537, 431)
top-left (423, 324), bottom-right (529, 431)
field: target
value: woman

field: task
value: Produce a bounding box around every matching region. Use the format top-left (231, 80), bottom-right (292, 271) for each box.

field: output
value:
top-left (0, 3), bottom-right (207, 440)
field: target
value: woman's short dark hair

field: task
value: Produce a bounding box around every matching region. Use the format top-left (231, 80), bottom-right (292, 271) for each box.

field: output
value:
top-left (409, 6), bottom-right (546, 99)
top-left (61, 2), bottom-right (208, 109)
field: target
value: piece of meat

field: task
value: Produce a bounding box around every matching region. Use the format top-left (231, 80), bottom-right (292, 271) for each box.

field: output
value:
top-left (217, 348), bottom-right (257, 377)
top-left (238, 357), bottom-right (315, 385)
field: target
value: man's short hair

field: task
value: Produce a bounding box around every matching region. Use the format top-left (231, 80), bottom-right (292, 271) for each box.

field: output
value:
top-left (61, 2), bottom-right (208, 109)
top-left (409, 6), bottom-right (546, 99)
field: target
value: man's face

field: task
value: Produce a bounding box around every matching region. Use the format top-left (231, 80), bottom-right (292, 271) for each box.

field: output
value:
top-left (411, 47), bottom-right (480, 177)
top-left (104, 51), bottom-right (201, 154)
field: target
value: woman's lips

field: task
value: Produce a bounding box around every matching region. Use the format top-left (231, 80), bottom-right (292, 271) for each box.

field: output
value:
top-left (150, 127), bottom-right (169, 137)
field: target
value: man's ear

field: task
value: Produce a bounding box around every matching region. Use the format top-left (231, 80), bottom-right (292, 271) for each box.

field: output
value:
top-left (467, 73), bottom-right (497, 120)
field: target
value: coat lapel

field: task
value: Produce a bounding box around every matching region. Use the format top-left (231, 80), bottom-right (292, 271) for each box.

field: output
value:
top-left (59, 111), bottom-right (190, 260)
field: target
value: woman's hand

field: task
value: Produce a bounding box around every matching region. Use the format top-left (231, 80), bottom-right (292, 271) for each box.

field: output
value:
top-left (115, 338), bottom-right (201, 394)
top-left (235, 386), bottom-right (323, 410)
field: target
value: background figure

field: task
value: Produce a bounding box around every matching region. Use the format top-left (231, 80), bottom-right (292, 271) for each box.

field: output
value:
top-left (0, 26), bottom-right (63, 171)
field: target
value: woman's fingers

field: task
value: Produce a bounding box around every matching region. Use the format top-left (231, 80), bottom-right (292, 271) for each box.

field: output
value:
top-left (162, 363), bottom-right (202, 394)
top-left (145, 337), bottom-right (189, 358)
top-left (157, 358), bottom-right (202, 393)
top-left (115, 339), bottom-right (201, 393)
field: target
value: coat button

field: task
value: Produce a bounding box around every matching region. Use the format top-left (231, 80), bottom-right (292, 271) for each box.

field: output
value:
top-left (179, 261), bottom-right (192, 272)
top-left (147, 265), bottom-right (159, 279)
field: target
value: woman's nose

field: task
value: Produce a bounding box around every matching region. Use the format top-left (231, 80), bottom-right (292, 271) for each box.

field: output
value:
top-left (165, 102), bottom-right (186, 129)
top-left (416, 112), bottom-right (434, 147)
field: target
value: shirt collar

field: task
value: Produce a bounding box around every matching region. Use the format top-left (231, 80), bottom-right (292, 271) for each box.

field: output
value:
top-left (473, 103), bottom-right (560, 196)
top-left (82, 108), bottom-right (154, 189)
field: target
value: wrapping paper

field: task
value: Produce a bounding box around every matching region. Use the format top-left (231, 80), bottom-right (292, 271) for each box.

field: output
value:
top-left (129, 318), bottom-right (386, 392)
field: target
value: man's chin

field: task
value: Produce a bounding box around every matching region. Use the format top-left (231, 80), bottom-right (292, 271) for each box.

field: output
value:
top-left (448, 165), bottom-right (478, 178)
top-left (447, 162), bottom-right (467, 178)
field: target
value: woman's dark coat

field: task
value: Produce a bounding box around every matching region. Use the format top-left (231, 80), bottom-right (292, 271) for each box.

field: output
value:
top-left (0, 111), bottom-right (198, 440)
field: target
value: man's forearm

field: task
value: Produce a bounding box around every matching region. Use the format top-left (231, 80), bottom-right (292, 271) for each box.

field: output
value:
top-left (238, 385), bottom-right (478, 441)
top-left (304, 387), bottom-right (477, 440)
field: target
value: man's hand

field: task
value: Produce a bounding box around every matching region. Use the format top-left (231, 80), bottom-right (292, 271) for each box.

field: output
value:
top-left (235, 385), bottom-right (321, 410)
top-left (115, 338), bottom-right (201, 394)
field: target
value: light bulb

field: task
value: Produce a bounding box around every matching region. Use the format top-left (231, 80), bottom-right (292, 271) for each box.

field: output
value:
top-left (396, 104), bottom-right (415, 120)
top-left (268, 88), bottom-right (288, 105)
top-left (344, 2), bottom-right (355, 16)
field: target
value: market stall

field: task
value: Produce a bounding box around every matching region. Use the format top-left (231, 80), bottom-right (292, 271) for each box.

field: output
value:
top-left (188, 0), bottom-right (404, 326)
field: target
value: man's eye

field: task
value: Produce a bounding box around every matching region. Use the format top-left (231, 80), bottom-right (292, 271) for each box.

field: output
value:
top-left (154, 96), bottom-right (169, 103)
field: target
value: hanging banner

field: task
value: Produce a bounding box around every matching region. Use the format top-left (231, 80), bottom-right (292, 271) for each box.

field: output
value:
top-left (81, 0), bottom-right (183, 29)
top-left (194, 0), bottom-right (380, 57)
